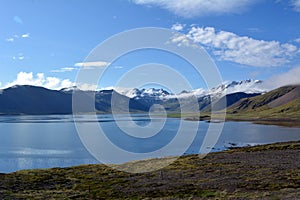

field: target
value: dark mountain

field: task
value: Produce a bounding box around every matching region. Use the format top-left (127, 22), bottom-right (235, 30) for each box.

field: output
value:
top-left (0, 85), bottom-right (72, 115)
top-left (0, 85), bottom-right (149, 115)
top-left (95, 90), bottom-right (149, 113)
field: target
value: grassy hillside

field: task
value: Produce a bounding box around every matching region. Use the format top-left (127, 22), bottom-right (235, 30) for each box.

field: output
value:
top-left (0, 141), bottom-right (299, 199)
top-left (228, 85), bottom-right (297, 113)
top-left (223, 85), bottom-right (300, 124)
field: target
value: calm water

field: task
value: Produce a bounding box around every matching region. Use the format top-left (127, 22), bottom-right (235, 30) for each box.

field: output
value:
top-left (0, 114), bottom-right (300, 173)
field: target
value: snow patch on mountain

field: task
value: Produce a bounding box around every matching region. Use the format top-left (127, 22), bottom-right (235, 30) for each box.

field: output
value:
top-left (208, 79), bottom-right (265, 96)
top-left (169, 79), bottom-right (265, 99)
top-left (116, 88), bottom-right (170, 99)
top-left (60, 86), bottom-right (80, 92)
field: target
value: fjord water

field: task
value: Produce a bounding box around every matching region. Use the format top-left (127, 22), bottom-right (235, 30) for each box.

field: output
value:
top-left (0, 114), bottom-right (300, 173)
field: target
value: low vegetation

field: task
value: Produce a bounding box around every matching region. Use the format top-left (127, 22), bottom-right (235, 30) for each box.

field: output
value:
top-left (0, 141), bottom-right (300, 199)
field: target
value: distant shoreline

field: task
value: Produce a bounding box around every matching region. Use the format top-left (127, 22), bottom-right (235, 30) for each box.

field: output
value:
top-left (185, 115), bottom-right (300, 128)
top-left (1, 112), bottom-right (300, 128)
top-left (167, 112), bottom-right (300, 128)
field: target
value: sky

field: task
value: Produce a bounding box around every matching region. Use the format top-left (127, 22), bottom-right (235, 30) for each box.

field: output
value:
top-left (1, 0), bottom-right (300, 92)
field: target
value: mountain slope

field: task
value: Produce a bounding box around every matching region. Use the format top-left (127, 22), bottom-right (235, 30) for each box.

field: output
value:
top-left (228, 85), bottom-right (300, 120)
top-left (262, 98), bottom-right (300, 116)
top-left (95, 90), bottom-right (149, 113)
top-left (267, 86), bottom-right (300, 108)
top-left (0, 85), bottom-right (72, 115)
top-left (210, 92), bottom-right (261, 111)
top-left (229, 85), bottom-right (297, 112)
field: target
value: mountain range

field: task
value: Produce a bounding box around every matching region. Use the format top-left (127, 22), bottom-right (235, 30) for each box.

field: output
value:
top-left (0, 80), bottom-right (299, 119)
top-left (116, 79), bottom-right (265, 100)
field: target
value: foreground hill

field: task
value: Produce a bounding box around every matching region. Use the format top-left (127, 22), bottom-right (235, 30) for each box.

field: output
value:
top-left (0, 141), bottom-right (299, 199)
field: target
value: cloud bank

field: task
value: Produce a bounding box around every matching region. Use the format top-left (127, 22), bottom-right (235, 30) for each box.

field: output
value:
top-left (262, 66), bottom-right (300, 90)
top-left (132, 0), bottom-right (258, 18)
top-left (4, 72), bottom-right (74, 90)
top-left (175, 25), bottom-right (299, 67)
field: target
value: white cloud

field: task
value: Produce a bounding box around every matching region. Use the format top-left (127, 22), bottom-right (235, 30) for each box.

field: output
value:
top-left (171, 23), bottom-right (185, 31)
top-left (291, 0), bottom-right (300, 11)
top-left (51, 67), bottom-right (77, 73)
top-left (44, 77), bottom-right (61, 89)
top-left (21, 33), bottom-right (30, 38)
top-left (5, 33), bottom-right (30, 42)
top-left (74, 61), bottom-right (110, 68)
top-left (3, 72), bottom-right (99, 91)
top-left (169, 34), bottom-right (196, 48)
top-left (76, 83), bottom-right (98, 91)
top-left (61, 79), bottom-right (74, 89)
top-left (295, 38), bottom-right (300, 43)
top-left (185, 26), bottom-right (298, 67)
top-left (12, 53), bottom-right (26, 60)
top-left (4, 72), bottom-right (74, 90)
top-left (132, 0), bottom-right (257, 18)
top-left (6, 38), bottom-right (14, 42)
top-left (262, 66), bottom-right (300, 90)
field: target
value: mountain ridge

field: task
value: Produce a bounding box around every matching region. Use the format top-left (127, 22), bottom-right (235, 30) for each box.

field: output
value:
top-left (1, 81), bottom-right (298, 118)
top-left (116, 79), bottom-right (265, 100)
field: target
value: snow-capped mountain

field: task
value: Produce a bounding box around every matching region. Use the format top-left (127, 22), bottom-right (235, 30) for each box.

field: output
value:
top-left (207, 79), bottom-right (265, 97)
top-left (116, 88), bottom-right (170, 99)
top-left (117, 79), bottom-right (266, 100)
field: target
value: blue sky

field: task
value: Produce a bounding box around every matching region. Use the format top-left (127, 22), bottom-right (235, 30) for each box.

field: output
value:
top-left (1, 0), bottom-right (300, 92)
